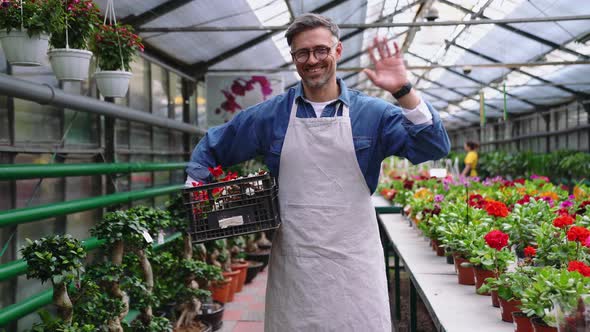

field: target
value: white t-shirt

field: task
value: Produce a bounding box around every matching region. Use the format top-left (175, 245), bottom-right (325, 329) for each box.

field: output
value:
top-left (303, 98), bottom-right (338, 118)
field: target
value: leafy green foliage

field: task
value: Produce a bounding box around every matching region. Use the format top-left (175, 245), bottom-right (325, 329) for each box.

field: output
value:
top-left (91, 210), bottom-right (149, 250)
top-left (501, 199), bottom-right (553, 252)
top-left (70, 278), bottom-right (125, 329)
top-left (28, 309), bottom-right (95, 332)
top-left (90, 23), bottom-right (143, 71)
top-left (165, 193), bottom-right (189, 232)
top-left (21, 234), bottom-right (86, 284)
top-left (478, 267), bottom-right (536, 300)
top-left (48, 0), bottom-right (101, 49)
top-left (127, 316), bottom-right (172, 332)
top-left (0, 0), bottom-right (54, 35)
top-left (520, 267), bottom-right (590, 326)
top-left (534, 222), bottom-right (581, 268)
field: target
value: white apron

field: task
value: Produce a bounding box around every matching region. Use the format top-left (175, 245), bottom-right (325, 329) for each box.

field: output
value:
top-left (264, 100), bottom-right (391, 332)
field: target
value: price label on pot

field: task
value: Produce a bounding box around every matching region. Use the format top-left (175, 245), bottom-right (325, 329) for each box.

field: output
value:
top-left (142, 230), bottom-right (154, 243)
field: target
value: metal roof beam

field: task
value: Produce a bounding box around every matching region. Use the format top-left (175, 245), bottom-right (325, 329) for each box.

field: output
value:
top-left (407, 51), bottom-right (539, 108)
top-left (121, 0), bottom-right (194, 27)
top-left (437, 0), bottom-right (589, 60)
top-left (446, 39), bottom-right (590, 99)
top-left (189, 0), bottom-right (348, 77)
top-left (419, 90), bottom-right (479, 121)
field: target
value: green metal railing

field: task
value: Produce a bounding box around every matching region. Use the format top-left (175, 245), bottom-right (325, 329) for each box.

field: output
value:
top-left (0, 184), bottom-right (183, 227)
top-left (0, 162), bottom-right (186, 180)
top-left (0, 232), bottom-right (182, 326)
top-left (0, 162), bottom-right (188, 327)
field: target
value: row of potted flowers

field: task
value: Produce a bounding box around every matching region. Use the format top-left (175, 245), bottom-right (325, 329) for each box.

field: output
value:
top-left (0, 0), bottom-right (142, 97)
top-left (378, 175), bottom-right (590, 332)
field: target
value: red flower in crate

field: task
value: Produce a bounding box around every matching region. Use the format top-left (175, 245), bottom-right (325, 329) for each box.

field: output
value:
top-left (208, 165), bottom-right (224, 178)
top-left (524, 246), bottom-right (536, 257)
top-left (567, 226), bottom-right (590, 243)
top-left (484, 200), bottom-right (509, 218)
top-left (484, 230), bottom-right (509, 251)
top-left (567, 261), bottom-right (590, 277)
top-left (553, 214), bottom-right (574, 229)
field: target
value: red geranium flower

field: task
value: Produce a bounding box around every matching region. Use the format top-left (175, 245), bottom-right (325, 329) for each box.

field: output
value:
top-left (208, 165), bottom-right (224, 178)
top-left (516, 195), bottom-right (531, 205)
top-left (524, 246), bottom-right (536, 257)
top-left (553, 214), bottom-right (574, 228)
top-left (484, 230), bottom-right (510, 251)
top-left (468, 194), bottom-right (486, 209)
top-left (567, 226), bottom-right (590, 243)
top-left (484, 200), bottom-right (510, 218)
top-left (567, 261), bottom-right (590, 277)
top-left (576, 200), bottom-right (590, 215)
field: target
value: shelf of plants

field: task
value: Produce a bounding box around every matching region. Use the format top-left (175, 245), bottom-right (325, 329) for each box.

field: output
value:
top-left (377, 174), bottom-right (590, 332)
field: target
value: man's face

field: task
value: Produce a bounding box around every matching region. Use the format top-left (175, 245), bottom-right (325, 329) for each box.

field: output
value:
top-left (290, 27), bottom-right (342, 89)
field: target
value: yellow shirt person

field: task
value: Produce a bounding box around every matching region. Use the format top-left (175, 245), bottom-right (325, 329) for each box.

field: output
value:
top-left (461, 141), bottom-right (480, 177)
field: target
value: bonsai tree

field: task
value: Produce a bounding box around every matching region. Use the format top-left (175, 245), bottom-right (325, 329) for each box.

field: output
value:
top-left (91, 210), bottom-right (148, 331)
top-left (21, 234), bottom-right (87, 326)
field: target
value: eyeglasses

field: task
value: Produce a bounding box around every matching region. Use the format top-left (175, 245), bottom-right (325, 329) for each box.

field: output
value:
top-left (290, 43), bottom-right (337, 64)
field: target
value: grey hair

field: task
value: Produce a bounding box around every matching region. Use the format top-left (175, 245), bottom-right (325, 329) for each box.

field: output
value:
top-left (285, 13), bottom-right (340, 46)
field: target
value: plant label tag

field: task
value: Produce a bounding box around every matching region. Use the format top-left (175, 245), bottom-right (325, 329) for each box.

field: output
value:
top-left (218, 216), bottom-right (244, 229)
top-left (157, 230), bottom-right (164, 244)
top-left (142, 230), bottom-right (153, 243)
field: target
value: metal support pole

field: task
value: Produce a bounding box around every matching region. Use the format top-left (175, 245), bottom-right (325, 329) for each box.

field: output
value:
top-left (410, 280), bottom-right (417, 332)
top-left (0, 74), bottom-right (203, 135)
top-left (394, 251), bottom-right (401, 321)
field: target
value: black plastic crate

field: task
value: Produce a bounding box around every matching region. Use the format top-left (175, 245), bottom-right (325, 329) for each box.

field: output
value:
top-left (181, 173), bottom-right (281, 243)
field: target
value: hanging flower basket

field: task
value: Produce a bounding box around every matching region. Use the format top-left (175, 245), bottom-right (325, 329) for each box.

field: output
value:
top-left (48, 48), bottom-right (93, 81)
top-left (94, 70), bottom-right (133, 98)
top-left (0, 29), bottom-right (49, 66)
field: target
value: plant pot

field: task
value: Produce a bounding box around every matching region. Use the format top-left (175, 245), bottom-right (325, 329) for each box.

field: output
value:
top-left (453, 254), bottom-right (475, 285)
top-left (473, 267), bottom-right (496, 295)
top-left (230, 262), bottom-right (249, 293)
top-left (531, 317), bottom-right (557, 332)
top-left (222, 270), bottom-right (240, 302)
top-left (94, 70), bottom-right (133, 98)
top-left (209, 277), bottom-right (232, 304)
top-left (499, 297), bottom-right (522, 322)
top-left (445, 248), bottom-right (454, 265)
top-left (491, 290), bottom-right (500, 308)
top-left (432, 239), bottom-right (445, 256)
top-left (512, 311), bottom-right (534, 332)
top-left (197, 301), bottom-right (224, 331)
top-left (245, 249), bottom-right (271, 271)
top-left (48, 48), bottom-right (93, 81)
top-left (173, 321), bottom-right (212, 332)
top-left (0, 30), bottom-right (49, 66)
top-left (245, 260), bottom-right (264, 284)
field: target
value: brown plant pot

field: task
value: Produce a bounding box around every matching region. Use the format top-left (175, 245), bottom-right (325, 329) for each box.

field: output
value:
top-left (222, 270), bottom-right (240, 302)
top-left (499, 297), bottom-right (522, 322)
top-left (245, 249), bottom-right (271, 271)
top-left (453, 254), bottom-right (475, 285)
top-left (209, 277), bottom-right (232, 304)
top-left (473, 267), bottom-right (496, 295)
top-left (491, 290), bottom-right (500, 308)
top-left (531, 317), bottom-right (558, 332)
top-left (230, 262), bottom-right (249, 293)
top-left (431, 239), bottom-right (445, 256)
top-left (512, 312), bottom-right (534, 332)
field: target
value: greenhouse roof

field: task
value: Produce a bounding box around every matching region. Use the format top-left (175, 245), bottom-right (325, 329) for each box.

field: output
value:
top-left (95, 0), bottom-right (590, 129)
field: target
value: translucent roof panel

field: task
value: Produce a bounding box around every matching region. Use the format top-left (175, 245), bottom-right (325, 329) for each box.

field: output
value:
top-left (102, 0), bottom-right (590, 128)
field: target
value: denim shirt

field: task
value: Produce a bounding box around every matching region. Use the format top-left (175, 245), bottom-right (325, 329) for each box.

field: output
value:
top-left (187, 78), bottom-right (450, 193)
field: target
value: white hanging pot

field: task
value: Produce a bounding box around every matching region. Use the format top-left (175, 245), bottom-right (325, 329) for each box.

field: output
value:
top-left (0, 29), bottom-right (49, 66)
top-left (94, 70), bottom-right (133, 98)
top-left (48, 48), bottom-right (93, 81)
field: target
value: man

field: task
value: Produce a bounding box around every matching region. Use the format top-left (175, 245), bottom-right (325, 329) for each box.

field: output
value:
top-left (187, 13), bottom-right (450, 332)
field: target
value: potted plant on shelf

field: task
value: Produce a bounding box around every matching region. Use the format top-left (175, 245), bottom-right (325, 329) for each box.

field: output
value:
top-left (0, 0), bottom-right (52, 65)
top-left (520, 266), bottom-right (590, 332)
top-left (20, 234), bottom-right (92, 330)
top-left (90, 22), bottom-right (143, 97)
top-left (47, 0), bottom-right (100, 80)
